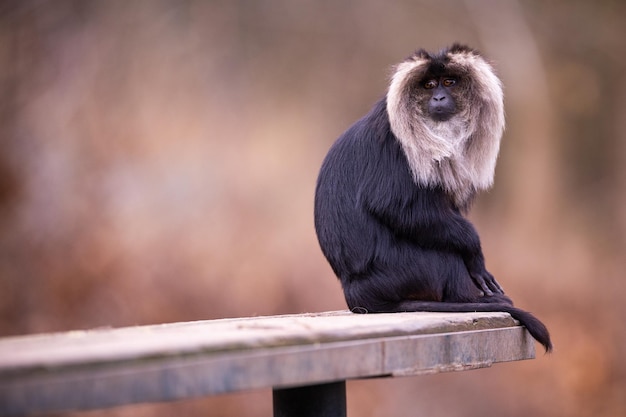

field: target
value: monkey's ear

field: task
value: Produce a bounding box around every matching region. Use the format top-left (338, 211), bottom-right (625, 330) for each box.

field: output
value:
top-left (446, 43), bottom-right (479, 56)
top-left (410, 48), bottom-right (431, 61)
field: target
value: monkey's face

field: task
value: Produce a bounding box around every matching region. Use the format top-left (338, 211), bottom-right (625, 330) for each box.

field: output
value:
top-left (415, 64), bottom-right (472, 125)
top-left (421, 77), bottom-right (459, 122)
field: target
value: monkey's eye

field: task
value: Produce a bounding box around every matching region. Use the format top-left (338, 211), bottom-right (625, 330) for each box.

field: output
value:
top-left (442, 78), bottom-right (456, 87)
top-left (423, 80), bottom-right (438, 89)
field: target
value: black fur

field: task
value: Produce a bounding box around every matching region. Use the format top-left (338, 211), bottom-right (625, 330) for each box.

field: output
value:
top-left (314, 99), bottom-right (553, 352)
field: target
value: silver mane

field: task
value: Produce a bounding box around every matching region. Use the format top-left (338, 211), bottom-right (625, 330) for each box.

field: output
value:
top-left (386, 47), bottom-right (505, 208)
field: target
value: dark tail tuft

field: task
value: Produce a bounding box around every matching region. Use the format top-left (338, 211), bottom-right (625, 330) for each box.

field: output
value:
top-left (504, 306), bottom-right (553, 353)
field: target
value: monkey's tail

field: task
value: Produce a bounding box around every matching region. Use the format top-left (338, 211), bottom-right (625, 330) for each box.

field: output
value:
top-left (498, 304), bottom-right (552, 353)
top-left (362, 301), bottom-right (553, 353)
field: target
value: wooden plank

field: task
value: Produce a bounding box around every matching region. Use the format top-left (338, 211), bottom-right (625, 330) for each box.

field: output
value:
top-left (0, 311), bottom-right (535, 416)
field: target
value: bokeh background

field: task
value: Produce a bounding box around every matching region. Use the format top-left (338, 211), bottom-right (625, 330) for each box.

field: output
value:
top-left (1, 1), bottom-right (625, 416)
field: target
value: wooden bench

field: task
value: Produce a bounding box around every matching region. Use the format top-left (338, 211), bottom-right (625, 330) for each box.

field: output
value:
top-left (0, 311), bottom-right (535, 417)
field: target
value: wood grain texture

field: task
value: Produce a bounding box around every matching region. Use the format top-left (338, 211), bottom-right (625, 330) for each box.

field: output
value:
top-left (0, 311), bottom-right (535, 416)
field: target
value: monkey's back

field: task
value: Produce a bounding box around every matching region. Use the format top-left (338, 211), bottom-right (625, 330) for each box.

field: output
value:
top-left (314, 108), bottom-right (384, 279)
top-left (314, 100), bottom-right (442, 281)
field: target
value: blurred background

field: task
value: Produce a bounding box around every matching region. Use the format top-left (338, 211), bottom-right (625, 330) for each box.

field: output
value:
top-left (1, 0), bottom-right (625, 416)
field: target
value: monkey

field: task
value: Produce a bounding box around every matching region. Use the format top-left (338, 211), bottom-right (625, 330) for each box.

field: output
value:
top-left (314, 44), bottom-right (552, 352)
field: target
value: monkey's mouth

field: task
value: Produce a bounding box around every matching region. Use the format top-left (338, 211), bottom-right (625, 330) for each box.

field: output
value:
top-left (429, 109), bottom-right (455, 122)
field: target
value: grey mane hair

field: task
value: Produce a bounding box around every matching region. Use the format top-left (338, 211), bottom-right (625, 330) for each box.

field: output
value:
top-left (386, 48), bottom-right (505, 209)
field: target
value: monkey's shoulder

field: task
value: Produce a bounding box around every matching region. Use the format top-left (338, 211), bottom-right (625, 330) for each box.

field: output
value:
top-left (325, 103), bottom-right (404, 168)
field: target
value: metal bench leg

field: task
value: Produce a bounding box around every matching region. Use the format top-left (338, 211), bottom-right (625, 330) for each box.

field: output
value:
top-left (272, 381), bottom-right (346, 417)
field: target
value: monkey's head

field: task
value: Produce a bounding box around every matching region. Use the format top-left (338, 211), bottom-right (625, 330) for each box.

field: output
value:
top-left (386, 44), bottom-right (505, 208)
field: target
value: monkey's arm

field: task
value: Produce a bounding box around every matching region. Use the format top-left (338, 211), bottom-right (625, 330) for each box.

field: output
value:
top-left (360, 163), bottom-right (478, 251)
top-left (361, 175), bottom-right (504, 295)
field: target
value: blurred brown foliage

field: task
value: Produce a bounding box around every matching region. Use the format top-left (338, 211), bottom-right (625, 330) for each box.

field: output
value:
top-left (1, 1), bottom-right (625, 416)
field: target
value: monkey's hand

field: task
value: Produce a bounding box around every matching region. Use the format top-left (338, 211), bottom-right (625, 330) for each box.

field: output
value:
top-left (464, 256), bottom-right (504, 296)
top-left (471, 269), bottom-right (504, 296)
